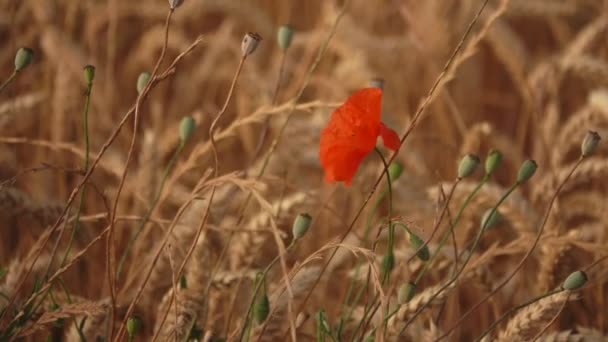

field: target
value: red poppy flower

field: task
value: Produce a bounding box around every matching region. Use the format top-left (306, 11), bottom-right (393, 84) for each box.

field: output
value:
top-left (319, 88), bottom-right (400, 186)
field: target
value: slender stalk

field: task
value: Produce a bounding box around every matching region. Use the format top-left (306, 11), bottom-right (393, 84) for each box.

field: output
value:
top-left (0, 72), bottom-right (17, 95)
top-left (115, 142), bottom-right (184, 280)
top-left (107, 9), bottom-right (174, 339)
top-left (59, 80), bottom-right (94, 268)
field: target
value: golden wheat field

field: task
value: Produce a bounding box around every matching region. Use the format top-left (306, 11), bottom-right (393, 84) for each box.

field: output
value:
top-left (1, 0), bottom-right (608, 341)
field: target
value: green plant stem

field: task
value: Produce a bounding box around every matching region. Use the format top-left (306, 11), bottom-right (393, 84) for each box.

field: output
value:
top-left (116, 142), bottom-right (184, 280)
top-left (474, 289), bottom-right (563, 342)
top-left (398, 182), bottom-right (519, 336)
top-left (0, 71), bottom-right (17, 95)
top-left (239, 240), bottom-right (297, 342)
top-left (59, 82), bottom-right (94, 268)
top-left (372, 148), bottom-right (394, 284)
top-left (414, 175), bottom-right (489, 285)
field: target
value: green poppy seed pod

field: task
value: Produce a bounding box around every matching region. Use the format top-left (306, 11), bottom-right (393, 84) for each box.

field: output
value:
top-left (127, 315), bottom-right (142, 337)
top-left (409, 232), bottom-right (430, 261)
top-left (485, 149), bottom-right (503, 175)
top-left (480, 208), bottom-right (502, 230)
top-left (168, 0), bottom-right (184, 9)
top-left (581, 131), bottom-right (601, 157)
top-left (180, 274), bottom-right (188, 289)
top-left (381, 252), bottom-right (395, 278)
top-left (83, 65), bottom-right (95, 84)
top-left (179, 116), bottom-right (196, 144)
top-left (369, 78), bottom-right (385, 90)
top-left (517, 159), bottom-right (538, 184)
top-left (562, 270), bottom-right (588, 290)
top-left (388, 162), bottom-right (403, 182)
top-left (458, 154), bottom-right (480, 179)
top-left (14, 47), bottom-right (33, 72)
top-left (292, 213), bottom-right (312, 240)
top-left (398, 282), bottom-right (416, 304)
top-left (241, 32), bottom-right (262, 57)
top-left (137, 72), bottom-right (151, 94)
top-left (253, 293), bottom-right (270, 324)
top-left (277, 25), bottom-right (294, 50)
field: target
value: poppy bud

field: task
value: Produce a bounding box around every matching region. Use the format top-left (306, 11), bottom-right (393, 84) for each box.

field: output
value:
top-left (316, 309), bottom-right (330, 334)
top-left (562, 270), bottom-right (587, 290)
top-left (127, 315), bottom-right (142, 338)
top-left (292, 213), bottom-right (312, 240)
top-left (253, 293), bottom-right (270, 324)
top-left (480, 208), bottom-right (502, 230)
top-left (517, 160), bottom-right (537, 184)
top-left (388, 162), bottom-right (403, 182)
top-left (83, 65), bottom-right (95, 84)
top-left (179, 116), bottom-right (196, 144)
top-left (398, 282), bottom-right (416, 304)
top-left (458, 154), bottom-right (480, 179)
top-left (14, 47), bottom-right (33, 72)
top-left (409, 232), bottom-right (430, 261)
top-left (369, 78), bottom-right (385, 90)
top-left (581, 131), bottom-right (601, 157)
top-left (180, 274), bottom-right (188, 289)
top-left (168, 0), bottom-right (184, 9)
top-left (241, 32), bottom-right (262, 57)
top-left (277, 25), bottom-right (294, 50)
top-left (485, 149), bottom-right (503, 175)
top-left (137, 72), bottom-right (151, 94)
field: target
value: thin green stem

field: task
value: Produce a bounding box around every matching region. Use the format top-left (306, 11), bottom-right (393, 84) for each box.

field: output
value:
top-left (60, 82), bottom-right (94, 268)
top-left (116, 143), bottom-right (184, 280)
top-left (239, 241), bottom-right (297, 342)
top-left (398, 182), bottom-right (519, 336)
top-left (0, 71), bottom-right (17, 95)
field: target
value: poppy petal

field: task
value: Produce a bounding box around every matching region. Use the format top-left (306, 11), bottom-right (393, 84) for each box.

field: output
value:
top-left (319, 143), bottom-right (368, 186)
top-left (379, 122), bottom-right (400, 151)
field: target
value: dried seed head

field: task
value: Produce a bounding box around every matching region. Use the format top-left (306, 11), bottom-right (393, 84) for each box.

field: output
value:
top-left (241, 32), bottom-right (262, 57)
top-left (485, 149), bottom-right (503, 175)
top-left (562, 270), bottom-right (587, 290)
top-left (409, 232), bottom-right (430, 261)
top-left (458, 154), bottom-right (480, 179)
top-left (369, 78), bottom-right (385, 90)
top-left (127, 315), bottom-right (142, 337)
top-left (83, 65), bottom-right (95, 84)
top-left (168, 0), bottom-right (184, 9)
top-left (292, 213), bottom-right (312, 240)
top-left (398, 282), bottom-right (416, 304)
top-left (253, 294), bottom-right (270, 324)
top-left (14, 47), bottom-right (33, 72)
top-left (388, 162), bottom-right (403, 182)
top-left (179, 116), bottom-right (196, 144)
top-left (517, 159), bottom-right (537, 184)
top-left (137, 72), bottom-right (151, 94)
top-left (581, 131), bottom-right (601, 157)
top-left (480, 208), bottom-right (502, 230)
top-left (277, 24), bottom-right (294, 50)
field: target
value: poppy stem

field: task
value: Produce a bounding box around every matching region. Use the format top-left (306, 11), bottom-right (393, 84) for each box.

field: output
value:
top-left (373, 148), bottom-right (394, 284)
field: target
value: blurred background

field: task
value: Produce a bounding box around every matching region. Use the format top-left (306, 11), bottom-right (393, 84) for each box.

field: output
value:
top-left (1, 0), bottom-right (608, 341)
